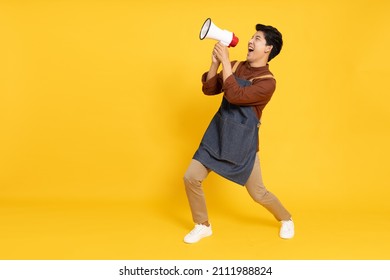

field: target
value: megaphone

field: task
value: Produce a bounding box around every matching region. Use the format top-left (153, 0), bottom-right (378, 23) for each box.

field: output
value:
top-left (199, 18), bottom-right (239, 47)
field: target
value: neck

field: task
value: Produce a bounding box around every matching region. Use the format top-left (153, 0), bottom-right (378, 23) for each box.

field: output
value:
top-left (248, 58), bottom-right (268, 68)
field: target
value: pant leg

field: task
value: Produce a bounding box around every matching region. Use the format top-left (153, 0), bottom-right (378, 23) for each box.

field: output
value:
top-left (183, 159), bottom-right (210, 224)
top-left (245, 154), bottom-right (291, 221)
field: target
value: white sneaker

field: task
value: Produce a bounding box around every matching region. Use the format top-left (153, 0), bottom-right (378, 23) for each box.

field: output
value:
top-left (280, 219), bottom-right (294, 239)
top-left (184, 224), bottom-right (212, 244)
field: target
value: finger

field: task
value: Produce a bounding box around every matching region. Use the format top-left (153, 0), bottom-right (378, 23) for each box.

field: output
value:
top-left (214, 43), bottom-right (223, 51)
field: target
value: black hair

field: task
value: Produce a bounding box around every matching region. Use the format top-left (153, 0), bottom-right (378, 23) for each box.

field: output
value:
top-left (256, 24), bottom-right (283, 61)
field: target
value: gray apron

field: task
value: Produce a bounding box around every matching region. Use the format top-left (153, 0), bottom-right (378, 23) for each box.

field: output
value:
top-left (193, 76), bottom-right (260, 186)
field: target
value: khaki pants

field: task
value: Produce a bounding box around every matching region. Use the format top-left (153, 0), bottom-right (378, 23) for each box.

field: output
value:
top-left (184, 154), bottom-right (291, 224)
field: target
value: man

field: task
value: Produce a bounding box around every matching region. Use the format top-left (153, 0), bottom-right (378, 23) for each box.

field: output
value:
top-left (183, 23), bottom-right (294, 243)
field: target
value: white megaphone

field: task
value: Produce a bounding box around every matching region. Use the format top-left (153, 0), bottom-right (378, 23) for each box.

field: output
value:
top-left (199, 18), bottom-right (239, 47)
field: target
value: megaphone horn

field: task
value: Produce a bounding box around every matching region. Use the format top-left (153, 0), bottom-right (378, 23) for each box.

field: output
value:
top-left (199, 18), bottom-right (239, 47)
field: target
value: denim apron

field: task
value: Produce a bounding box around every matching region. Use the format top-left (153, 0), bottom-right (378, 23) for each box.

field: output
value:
top-left (193, 76), bottom-right (260, 186)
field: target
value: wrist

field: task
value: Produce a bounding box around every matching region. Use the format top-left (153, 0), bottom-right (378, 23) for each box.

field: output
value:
top-left (222, 60), bottom-right (232, 74)
top-left (211, 60), bottom-right (220, 67)
top-left (209, 61), bottom-right (220, 73)
top-left (220, 57), bottom-right (230, 67)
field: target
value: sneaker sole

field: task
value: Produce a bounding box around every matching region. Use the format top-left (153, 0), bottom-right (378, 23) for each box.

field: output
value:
top-left (280, 233), bottom-right (294, 239)
top-left (184, 231), bottom-right (212, 244)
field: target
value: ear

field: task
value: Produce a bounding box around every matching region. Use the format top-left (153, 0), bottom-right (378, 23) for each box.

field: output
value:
top-left (265, 45), bottom-right (273, 53)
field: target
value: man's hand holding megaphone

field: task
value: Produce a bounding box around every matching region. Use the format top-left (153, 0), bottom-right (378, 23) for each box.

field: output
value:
top-left (200, 18), bottom-right (237, 81)
top-left (212, 42), bottom-right (233, 82)
top-left (212, 42), bottom-right (229, 64)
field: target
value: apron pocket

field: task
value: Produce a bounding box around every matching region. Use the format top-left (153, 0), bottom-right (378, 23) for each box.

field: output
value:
top-left (202, 114), bottom-right (256, 165)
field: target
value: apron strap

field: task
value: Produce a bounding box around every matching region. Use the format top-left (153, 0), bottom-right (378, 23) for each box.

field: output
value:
top-left (232, 61), bottom-right (240, 73)
top-left (231, 61), bottom-right (275, 82)
top-left (249, 74), bottom-right (275, 82)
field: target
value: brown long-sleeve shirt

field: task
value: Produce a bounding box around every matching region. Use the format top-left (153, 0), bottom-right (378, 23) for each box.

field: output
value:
top-left (201, 60), bottom-right (276, 120)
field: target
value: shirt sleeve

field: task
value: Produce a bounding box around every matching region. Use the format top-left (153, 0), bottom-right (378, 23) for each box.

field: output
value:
top-left (201, 60), bottom-right (238, 96)
top-left (222, 74), bottom-right (276, 106)
top-left (201, 72), bottom-right (223, 96)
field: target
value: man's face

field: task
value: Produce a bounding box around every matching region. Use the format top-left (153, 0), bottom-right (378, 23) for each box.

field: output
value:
top-left (247, 31), bottom-right (272, 64)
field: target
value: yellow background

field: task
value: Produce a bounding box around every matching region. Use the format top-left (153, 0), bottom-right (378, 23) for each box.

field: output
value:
top-left (1, 0), bottom-right (390, 259)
